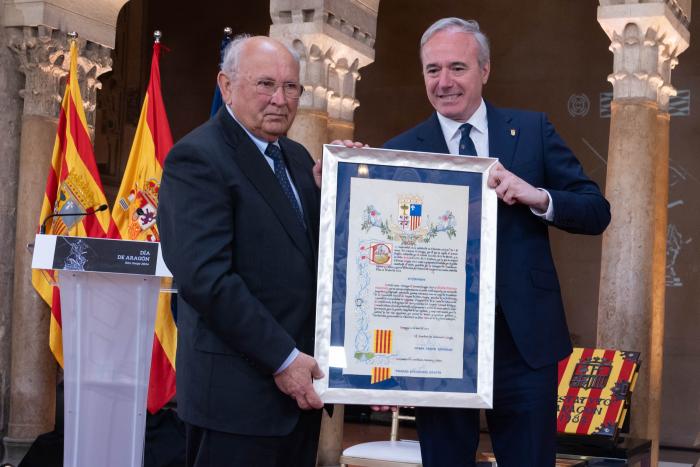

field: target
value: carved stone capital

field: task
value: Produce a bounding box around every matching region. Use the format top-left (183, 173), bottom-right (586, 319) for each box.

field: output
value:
top-left (598, 0), bottom-right (691, 110)
top-left (7, 26), bottom-right (112, 126)
top-left (270, 0), bottom-right (378, 123)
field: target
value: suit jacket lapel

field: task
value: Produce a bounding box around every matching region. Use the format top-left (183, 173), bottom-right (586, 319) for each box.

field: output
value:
top-left (486, 102), bottom-right (519, 170)
top-left (280, 138), bottom-right (319, 266)
top-left (415, 113), bottom-right (450, 154)
top-left (216, 109), bottom-right (314, 265)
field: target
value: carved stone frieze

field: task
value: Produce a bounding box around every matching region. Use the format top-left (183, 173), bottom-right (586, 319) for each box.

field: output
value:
top-left (7, 26), bottom-right (112, 127)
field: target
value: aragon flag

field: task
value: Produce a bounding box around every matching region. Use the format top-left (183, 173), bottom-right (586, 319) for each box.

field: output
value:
top-left (111, 39), bottom-right (177, 414)
top-left (31, 39), bottom-right (116, 368)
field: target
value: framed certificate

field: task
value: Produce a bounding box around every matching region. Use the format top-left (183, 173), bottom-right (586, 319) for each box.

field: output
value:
top-left (313, 145), bottom-right (498, 408)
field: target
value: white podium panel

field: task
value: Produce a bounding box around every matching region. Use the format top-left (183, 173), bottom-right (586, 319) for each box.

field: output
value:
top-left (59, 271), bottom-right (160, 467)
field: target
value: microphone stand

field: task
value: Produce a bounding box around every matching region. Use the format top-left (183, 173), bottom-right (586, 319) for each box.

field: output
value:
top-left (39, 204), bottom-right (109, 234)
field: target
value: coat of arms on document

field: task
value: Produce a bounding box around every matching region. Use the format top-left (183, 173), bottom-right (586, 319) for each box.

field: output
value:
top-left (360, 195), bottom-right (457, 245)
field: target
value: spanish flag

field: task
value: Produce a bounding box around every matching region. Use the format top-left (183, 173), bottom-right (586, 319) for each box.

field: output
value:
top-left (112, 39), bottom-right (177, 414)
top-left (32, 39), bottom-right (116, 367)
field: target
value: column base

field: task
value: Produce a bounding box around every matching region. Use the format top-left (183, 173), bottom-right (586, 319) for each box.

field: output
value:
top-left (2, 435), bottom-right (34, 466)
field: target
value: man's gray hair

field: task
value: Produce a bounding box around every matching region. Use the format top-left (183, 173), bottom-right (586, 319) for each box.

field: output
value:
top-left (220, 34), bottom-right (301, 76)
top-left (420, 18), bottom-right (490, 68)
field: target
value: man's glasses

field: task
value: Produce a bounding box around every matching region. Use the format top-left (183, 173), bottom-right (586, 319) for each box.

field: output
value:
top-left (254, 79), bottom-right (304, 99)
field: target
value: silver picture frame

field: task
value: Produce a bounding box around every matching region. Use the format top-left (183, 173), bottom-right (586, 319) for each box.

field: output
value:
top-left (314, 144), bottom-right (498, 408)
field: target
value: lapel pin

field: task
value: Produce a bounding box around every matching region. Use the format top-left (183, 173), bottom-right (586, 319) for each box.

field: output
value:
top-left (510, 129), bottom-right (516, 137)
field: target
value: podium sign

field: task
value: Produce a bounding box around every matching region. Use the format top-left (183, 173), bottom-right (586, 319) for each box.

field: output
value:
top-left (314, 146), bottom-right (498, 409)
top-left (32, 234), bottom-right (171, 276)
top-left (32, 234), bottom-right (172, 467)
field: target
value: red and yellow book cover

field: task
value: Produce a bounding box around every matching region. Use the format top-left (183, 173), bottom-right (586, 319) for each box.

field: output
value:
top-left (557, 347), bottom-right (641, 437)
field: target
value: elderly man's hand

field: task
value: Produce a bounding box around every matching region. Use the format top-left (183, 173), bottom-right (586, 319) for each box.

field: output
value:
top-left (313, 140), bottom-right (369, 188)
top-left (371, 405), bottom-right (398, 412)
top-left (331, 139), bottom-right (368, 148)
top-left (488, 162), bottom-right (549, 211)
top-left (313, 159), bottom-right (322, 188)
top-left (274, 352), bottom-right (325, 410)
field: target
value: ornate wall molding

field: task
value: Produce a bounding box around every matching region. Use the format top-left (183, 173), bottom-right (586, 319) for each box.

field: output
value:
top-left (3, 0), bottom-right (128, 48)
top-left (7, 26), bottom-right (112, 127)
top-left (599, 0), bottom-right (690, 27)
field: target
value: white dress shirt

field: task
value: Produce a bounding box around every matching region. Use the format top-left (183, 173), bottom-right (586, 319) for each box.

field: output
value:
top-left (226, 105), bottom-right (304, 212)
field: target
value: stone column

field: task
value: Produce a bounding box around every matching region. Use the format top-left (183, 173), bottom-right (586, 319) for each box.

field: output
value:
top-left (269, 2), bottom-right (379, 465)
top-left (596, 1), bottom-right (690, 464)
top-left (2, 27), bottom-right (111, 465)
top-left (327, 58), bottom-right (360, 143)
top-left (0, 17), bottom-right (24, 463)
top-left (270, 0), bottom-right (378, 160)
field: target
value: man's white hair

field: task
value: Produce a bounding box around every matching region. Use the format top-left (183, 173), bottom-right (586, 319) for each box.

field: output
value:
top-left (220, 34), bottom-right (301, 76)
top-left (420, 18), bottom-right (490, 68)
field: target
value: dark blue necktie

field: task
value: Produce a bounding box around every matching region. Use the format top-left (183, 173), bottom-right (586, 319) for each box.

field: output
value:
top-left (265, 143), bottom-right (306, 228)
top-left (459, 123), bottom-right (477, 156)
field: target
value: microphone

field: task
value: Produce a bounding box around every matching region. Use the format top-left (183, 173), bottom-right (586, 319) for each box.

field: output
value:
top-left (40, 204), bottom-right (109, 234)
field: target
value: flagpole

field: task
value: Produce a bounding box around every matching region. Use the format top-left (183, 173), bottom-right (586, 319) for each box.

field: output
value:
top-left (210, 26), bottom-right (233, 117)
top-left (65, 31), bottom-right (78, 239)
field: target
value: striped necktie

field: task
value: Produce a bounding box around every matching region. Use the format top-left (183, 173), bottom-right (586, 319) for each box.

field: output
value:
top-left (265, 143), bottom-right (306, 228)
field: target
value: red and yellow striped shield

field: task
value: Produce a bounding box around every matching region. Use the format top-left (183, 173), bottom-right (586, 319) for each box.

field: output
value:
top-left (373, 329), bottom-right (393, 355)
top-left (371, 367), bottom-right (392, 384)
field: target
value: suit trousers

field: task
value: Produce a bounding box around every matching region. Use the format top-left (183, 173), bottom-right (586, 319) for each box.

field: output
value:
top-left (185, 409), bottom-right (322, 467)
top-left (415, 312), bottom-right (558, 467)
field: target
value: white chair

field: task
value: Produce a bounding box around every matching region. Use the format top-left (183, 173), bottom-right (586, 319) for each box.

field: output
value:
top-left (340, 408), bottom-right (422, 467)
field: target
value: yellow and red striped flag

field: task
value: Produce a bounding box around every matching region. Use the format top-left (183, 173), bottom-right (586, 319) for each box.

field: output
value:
top-left (32, 39), bottom-right (116, 367)
top-left (371, 367), bottom-right (392, 384)
top-left (112, 39), bottom-right (177, 414)
top-left (373, 329), bottom-right (393, 355)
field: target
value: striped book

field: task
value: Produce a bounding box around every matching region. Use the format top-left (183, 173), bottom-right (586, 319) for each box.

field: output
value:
top-left (557, 347), bottom-right (640, 437)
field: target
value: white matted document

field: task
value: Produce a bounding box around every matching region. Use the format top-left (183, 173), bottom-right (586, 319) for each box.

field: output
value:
top-left (314, 145), bottom-right (498, 408)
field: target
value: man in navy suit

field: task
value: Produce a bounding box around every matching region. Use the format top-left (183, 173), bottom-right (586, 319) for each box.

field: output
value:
top-left (380, 18), bottom-right (611, 467)
top-left (158, 36), bottom-right (324, 467)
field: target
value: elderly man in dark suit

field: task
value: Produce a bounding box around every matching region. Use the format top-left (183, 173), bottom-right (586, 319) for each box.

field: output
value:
top-left (158, 35), bottom-right (324, 467)
top-left (340, 17), bottom-right (610, 467)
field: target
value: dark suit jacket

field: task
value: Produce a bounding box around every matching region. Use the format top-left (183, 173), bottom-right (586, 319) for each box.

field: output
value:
top-left (384, 102), bottom-right (610, 369)
top-left (158, 108), bottom-right (320, 436)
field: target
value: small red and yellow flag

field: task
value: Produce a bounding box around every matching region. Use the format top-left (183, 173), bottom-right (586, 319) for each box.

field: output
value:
top-left (371, 367), bottom-right (392, 384)
top-left (112, 40), bottom-right (177, 414)
top-left (32, 39), bottom-right (116, 367)
top-left (373, 329), bottom-right (393, 355)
